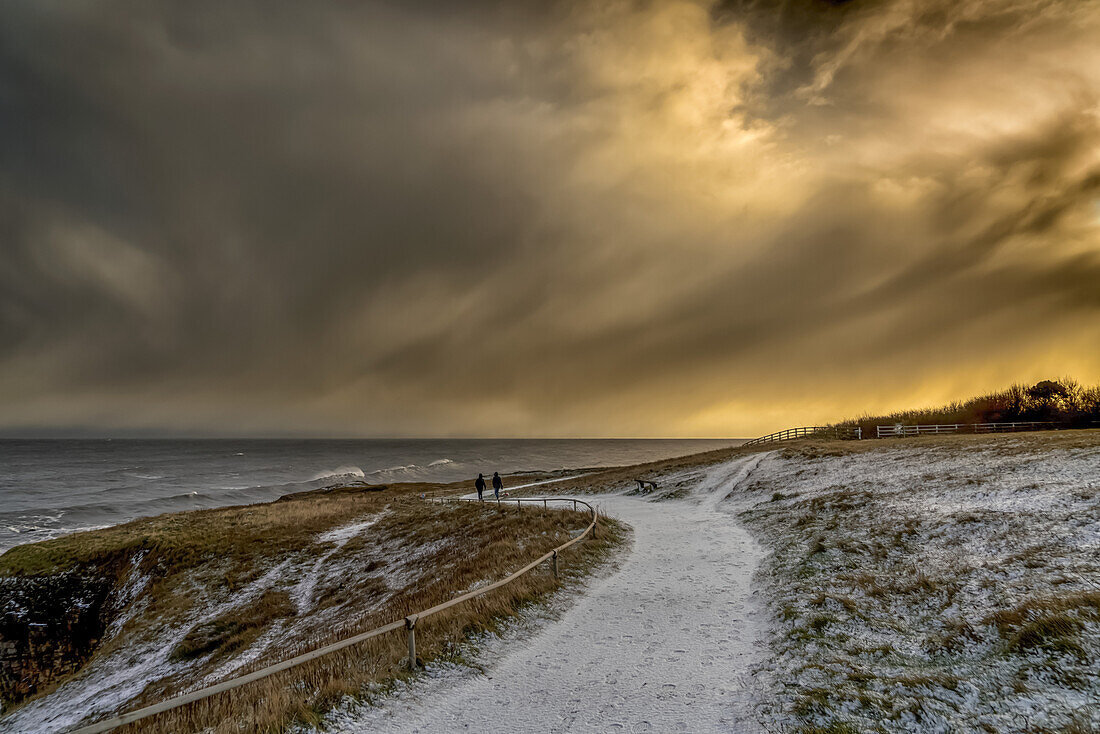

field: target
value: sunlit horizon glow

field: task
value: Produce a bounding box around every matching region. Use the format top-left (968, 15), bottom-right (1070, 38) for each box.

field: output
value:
top-left (1, 0), bottom-right (1098, 438)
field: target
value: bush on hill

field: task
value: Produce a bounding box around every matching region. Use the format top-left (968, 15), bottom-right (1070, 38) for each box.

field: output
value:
top-left (839, 378), bottom-right (1100, 438)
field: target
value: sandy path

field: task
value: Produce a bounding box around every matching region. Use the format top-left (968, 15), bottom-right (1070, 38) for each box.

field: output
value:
top-left (336, 456), bottom-right (769, 733)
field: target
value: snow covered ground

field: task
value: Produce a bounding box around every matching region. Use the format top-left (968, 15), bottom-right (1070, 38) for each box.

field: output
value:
top-left (310, 456), bottom-right (772, 733)
top-left (307, 432), bottom-right (1100, 734)
top-left (740, 433), bottom-right (1100, 732)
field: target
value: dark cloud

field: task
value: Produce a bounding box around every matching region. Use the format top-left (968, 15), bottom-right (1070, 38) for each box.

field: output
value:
top-left (0, 0), bottom-right (1098, 437)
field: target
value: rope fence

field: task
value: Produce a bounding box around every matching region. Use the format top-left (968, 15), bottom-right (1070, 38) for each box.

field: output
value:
top-left (68, 497), bottom-right (598, 734)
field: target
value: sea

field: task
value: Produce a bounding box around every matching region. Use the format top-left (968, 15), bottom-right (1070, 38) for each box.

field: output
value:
top-left (0, 439), bottom-right (741, 554)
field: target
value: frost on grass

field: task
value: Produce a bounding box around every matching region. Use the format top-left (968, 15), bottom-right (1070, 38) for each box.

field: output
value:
top-left (0, 492), bottom-right (595, 733)
top-left (0, 518), bottom-right (382, 733)
top-left (740, 432), bottom-right (1100, 733)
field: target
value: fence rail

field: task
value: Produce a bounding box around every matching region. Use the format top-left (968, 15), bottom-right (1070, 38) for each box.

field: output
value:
top-left (745, 421), bottom-right (1060, 445)
top-left (743, 425), bottom-right (861, 447)
top-left (876, 421), bottom-right (1055, 438)
top-left (69, 497), bottom-right (598, 734)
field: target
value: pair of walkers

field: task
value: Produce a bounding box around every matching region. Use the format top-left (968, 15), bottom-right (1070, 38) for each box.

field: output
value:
top-left (475, 472), bottom-right (503, 500)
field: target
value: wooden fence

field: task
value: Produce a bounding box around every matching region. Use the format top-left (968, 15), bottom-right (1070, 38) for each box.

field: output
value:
top-left (68, 497), bottom-right (598, 734)
top-left (744, 420), bottom-right (1060, 445)
top-left (742, 425), bottom-right (861, 447)
top-left (876, 421), bottom-right (1055, 438)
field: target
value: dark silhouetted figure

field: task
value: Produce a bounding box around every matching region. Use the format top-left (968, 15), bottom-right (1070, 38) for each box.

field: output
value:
top-left (492, 472), bottom-right (504, 499)
top-left (475, 473), bottom-right (486, 501)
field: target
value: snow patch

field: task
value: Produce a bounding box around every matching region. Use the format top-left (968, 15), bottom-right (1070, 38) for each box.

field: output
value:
top-left (293, 518), bottom-right (380, 614)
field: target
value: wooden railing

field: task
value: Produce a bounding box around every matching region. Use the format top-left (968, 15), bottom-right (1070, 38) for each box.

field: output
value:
top-left (876, 421), bottom-right (1055, 438)
top-left (743, 425), bottom-right (861, 447)
top-left (68, 497), bottom-right (598, 734)
top-left (746, 420), bottom-right (1060, 445)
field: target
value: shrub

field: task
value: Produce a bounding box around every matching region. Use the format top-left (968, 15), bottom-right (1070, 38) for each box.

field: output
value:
top-left (839, 378), bottom-right (1100, 436)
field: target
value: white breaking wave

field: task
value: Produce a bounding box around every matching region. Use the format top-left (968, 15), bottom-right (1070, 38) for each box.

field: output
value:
top-left (297, 460), bottom-right (457, 486)
top-left (371, 465), bottom-right (417, 475)
top-left (310, 466), bottom-right (367, 482)
top-left (311, 460), bottom-right (452, 484)
top-left (365, 460), bottom-right (454, 477)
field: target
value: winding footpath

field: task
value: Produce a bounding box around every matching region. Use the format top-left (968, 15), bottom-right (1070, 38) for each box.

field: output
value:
top-left (334, 456), bottom-right (770, 733)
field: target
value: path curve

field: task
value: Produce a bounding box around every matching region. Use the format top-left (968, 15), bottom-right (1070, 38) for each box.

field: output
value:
top-left (331, 456), bottom-right (769, 733)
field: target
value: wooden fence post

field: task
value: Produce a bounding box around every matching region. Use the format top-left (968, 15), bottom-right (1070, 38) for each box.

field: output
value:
top-left (552, 549), bottom-right (558, 579)
top-left (405, 615), bottom-right (418, 669)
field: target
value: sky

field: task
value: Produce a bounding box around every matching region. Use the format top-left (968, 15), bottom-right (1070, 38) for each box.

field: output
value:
top-left (1, 0), bottom-right (1098, 438)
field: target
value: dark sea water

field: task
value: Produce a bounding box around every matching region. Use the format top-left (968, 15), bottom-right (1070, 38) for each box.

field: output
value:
top-left (0, 439), bottom-right (740, 553)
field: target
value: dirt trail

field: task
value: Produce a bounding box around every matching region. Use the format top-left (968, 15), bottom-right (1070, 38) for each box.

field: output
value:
top-left (336, 455), bottom-right (769, 733)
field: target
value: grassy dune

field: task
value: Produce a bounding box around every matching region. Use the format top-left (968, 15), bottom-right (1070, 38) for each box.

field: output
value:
top-left (0, 480), bottom-right (626, 733)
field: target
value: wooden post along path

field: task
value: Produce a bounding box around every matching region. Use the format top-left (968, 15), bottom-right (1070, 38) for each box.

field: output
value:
top-left (405, 615), bottom-right (418, 669)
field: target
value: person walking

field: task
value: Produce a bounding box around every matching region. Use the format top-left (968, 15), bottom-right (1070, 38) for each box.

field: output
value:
top-left (492, 471), bottom-right (504, 500)
top-left (475, 473), bottom-right (486, 501)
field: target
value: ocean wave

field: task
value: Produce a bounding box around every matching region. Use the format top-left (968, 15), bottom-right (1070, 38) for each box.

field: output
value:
top-left (365, 459), bottom-right (452, 476)
top-left (27, 486), bottom-right (282, 523)
top-left (3, 512), bottom-right (66, 536)
top-left (2, 522), bottom-right (110, 547)
top-left (369, 464), bottom-right (416, 475)
top-left (309, 466), bottom-right (366, 482)
top-left (367, 464), bottom-right (418, 477)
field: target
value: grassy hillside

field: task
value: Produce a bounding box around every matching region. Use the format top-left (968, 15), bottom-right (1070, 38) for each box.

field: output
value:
top-left (0, 479), bottom-right (626, 733)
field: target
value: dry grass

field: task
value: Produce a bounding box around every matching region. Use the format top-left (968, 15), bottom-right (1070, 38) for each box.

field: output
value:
top-left (0, 479), bottom-right (627, 733)
top-left (988, 591), bottom-right (1100, 659)
top-left (114, 513), bottom-right (626, 734)
top-left (0, 479), bottom-right (469, 578)
top-left (765, 428), bottom-right (1100, 462)
top-left (170, 590), bottom-right (296, 662)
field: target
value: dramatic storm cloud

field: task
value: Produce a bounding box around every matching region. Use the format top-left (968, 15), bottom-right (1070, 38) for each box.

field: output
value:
top-left (1, 0), bottom-right (1098, 437)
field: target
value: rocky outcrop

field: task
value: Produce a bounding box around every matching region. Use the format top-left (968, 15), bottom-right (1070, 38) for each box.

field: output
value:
top-left (0, 573), bottom-right (116, 710)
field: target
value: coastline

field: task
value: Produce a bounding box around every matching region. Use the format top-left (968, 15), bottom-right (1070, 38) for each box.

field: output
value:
top-left (0, 438), bottom-right (741, 554)
top-left (0, 454), bottom-right (641, 733)
top-left (2, 430), bottom-right (1098, 732)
